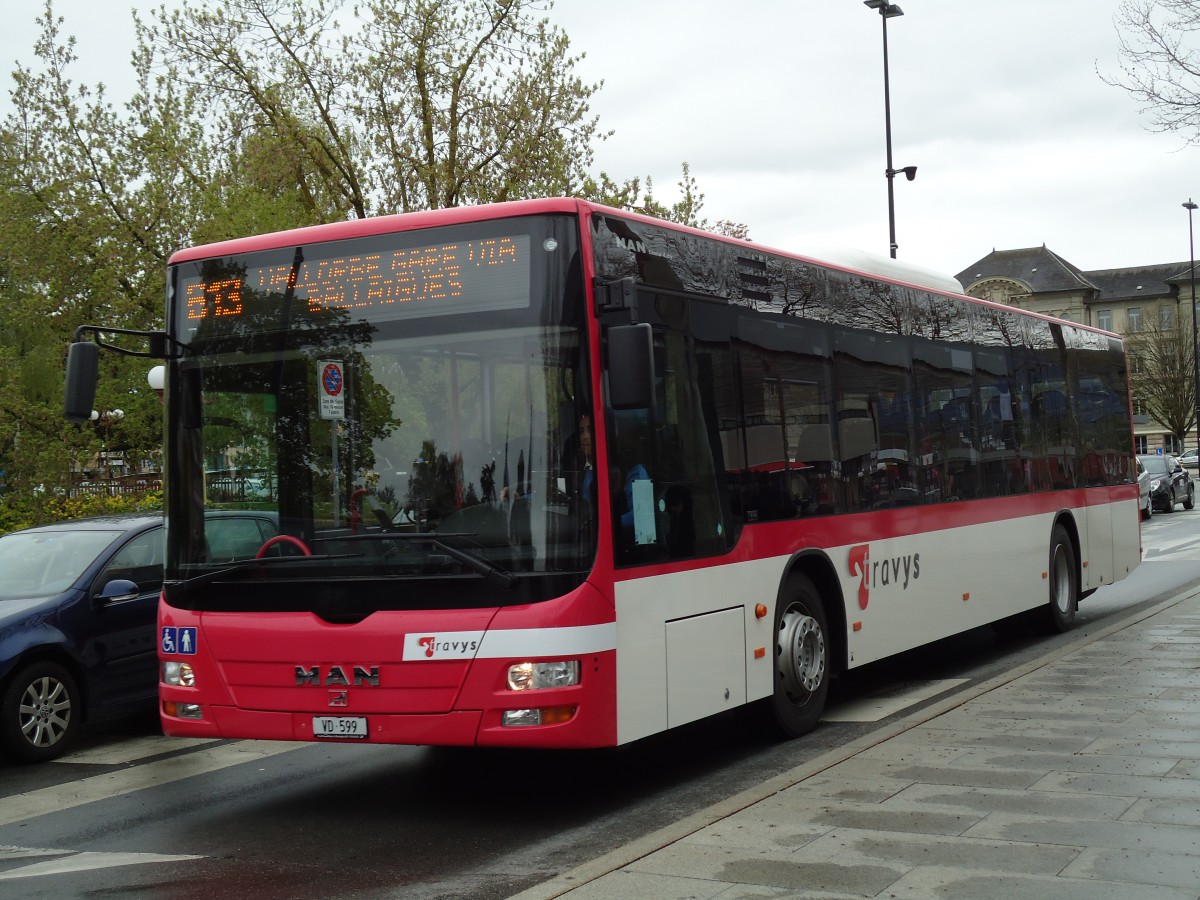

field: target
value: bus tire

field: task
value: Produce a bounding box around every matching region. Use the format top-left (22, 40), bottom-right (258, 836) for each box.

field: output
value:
top-left (764, 574), bottom-right (830, 738)
top-left (1045, 524), bottom-right (1078, 633)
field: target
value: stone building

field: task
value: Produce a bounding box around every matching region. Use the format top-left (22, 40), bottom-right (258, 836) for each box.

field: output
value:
top-left (956, 246), bottom-right (1196, 455)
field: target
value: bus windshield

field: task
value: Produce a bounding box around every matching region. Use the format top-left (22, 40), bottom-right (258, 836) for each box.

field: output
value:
top-left (162, 214), bottom-right (592, 616)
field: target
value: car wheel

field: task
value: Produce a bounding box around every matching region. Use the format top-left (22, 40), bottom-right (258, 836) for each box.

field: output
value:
top-left (1186, 486), bottom-right (1195, 511)
top-left (0, 661), bottom-right (80, 763)
top-left (1166, 488), bottom-right (1176, 512)
top-left (1142, 498), bottom-right (1152, 521)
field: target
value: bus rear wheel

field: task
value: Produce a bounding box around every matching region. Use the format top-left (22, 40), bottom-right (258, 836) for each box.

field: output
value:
top-left (764, 574), bottom-right (829, 738)
top-left (1045, 524), bottom-right (1078, 633)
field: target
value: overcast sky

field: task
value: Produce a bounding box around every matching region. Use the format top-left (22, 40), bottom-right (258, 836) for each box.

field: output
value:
top-left (3, 1), bottom-right (1196, 282)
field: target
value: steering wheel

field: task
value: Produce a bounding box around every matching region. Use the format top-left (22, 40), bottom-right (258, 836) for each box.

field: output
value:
top-left (256, 535), bottom-right (312, 558)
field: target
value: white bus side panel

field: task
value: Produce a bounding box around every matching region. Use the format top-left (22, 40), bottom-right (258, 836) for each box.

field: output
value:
top-left (611, 501), bottom-right (1137, 745)
top-left (614, 558), bottom-right (783, 744)
top-left (837, 512), bottom-right (1053, 668)
top-left (1088, 498), bottom-right (1141, 590)
top-left (1114, 498), bottom-right (1141, 581)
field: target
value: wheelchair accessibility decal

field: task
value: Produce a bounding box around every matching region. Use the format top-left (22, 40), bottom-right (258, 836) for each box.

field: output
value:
top-left (161, 626), bottom-right (198, 655)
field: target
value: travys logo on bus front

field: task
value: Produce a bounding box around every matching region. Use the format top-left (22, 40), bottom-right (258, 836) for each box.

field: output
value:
top-left (403, 631), bottom-right (484, 660)
top-left (848, 544), bottom-right (921, 610)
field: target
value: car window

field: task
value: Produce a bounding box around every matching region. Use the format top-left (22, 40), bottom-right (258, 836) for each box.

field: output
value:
top-left (100, 528), bottom-right (166, 597)
top-left (0, 530), bottom-right (123, 599)
top-left (206, 516), bottom-right (278, 563)
top-left (1140, 456), bottom-right (1168, 475)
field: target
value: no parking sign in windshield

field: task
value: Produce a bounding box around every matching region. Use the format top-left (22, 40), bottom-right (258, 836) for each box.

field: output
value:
top-left (318, 360), bottom-right (345, 420)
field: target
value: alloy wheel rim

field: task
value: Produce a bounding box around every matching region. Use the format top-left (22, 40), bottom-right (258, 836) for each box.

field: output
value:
top-left (18, 676), bottom-right (72, 748)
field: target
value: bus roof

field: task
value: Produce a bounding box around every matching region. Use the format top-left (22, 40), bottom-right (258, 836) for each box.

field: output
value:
top-left (169, 197), bottom-right (964, 297)
top-left (167, 198), bottom-right (586, 265)
top-left (797, 247), bottom-right (965, 295)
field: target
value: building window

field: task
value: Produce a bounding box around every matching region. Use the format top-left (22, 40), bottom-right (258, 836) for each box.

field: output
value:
top-left (1166, 434), bottom-right (1183, 454)
top-left (1135, 435), bottom-right (1148, 454)
top-left (1097, 309), bottom-right (1113, 330)
top-left (1161, 304), bottom-right (1175, 329)
top-left (1127, 307), bottom-right (1142, 331)
top-left (1059, 312), bottom-right (1072, 322)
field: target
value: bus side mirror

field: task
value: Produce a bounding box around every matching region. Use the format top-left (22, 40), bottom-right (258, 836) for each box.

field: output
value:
top-left (608, 323), bottom-right (655, 410)
top-left (64, 341), bottom-right (100, 423)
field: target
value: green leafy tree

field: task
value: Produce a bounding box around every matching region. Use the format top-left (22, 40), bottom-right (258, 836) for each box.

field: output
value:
top-left (0, 0), bottom-right (740, 526)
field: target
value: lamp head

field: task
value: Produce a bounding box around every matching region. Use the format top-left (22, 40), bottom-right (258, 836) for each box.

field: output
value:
top-left (1185, 200), bottom-right (1198, 211)
top-left (864, 0), bottom-right (904, 16)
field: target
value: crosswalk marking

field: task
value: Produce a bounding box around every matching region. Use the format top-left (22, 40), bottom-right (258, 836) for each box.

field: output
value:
top-left (0, 740), bottom-right (307, 828)
top-left (0, 846), bottom-right (202, 881)
top-left (53, 735), bottom-right (219, 766)
top-left (1141, 535), bottom-right (1200, 561)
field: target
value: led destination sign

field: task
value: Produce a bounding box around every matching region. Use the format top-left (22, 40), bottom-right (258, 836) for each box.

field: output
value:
top-left (181, 234), bottom-right (531, 324)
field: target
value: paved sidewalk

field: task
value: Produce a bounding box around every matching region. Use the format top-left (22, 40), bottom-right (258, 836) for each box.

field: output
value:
top-left (511, 588), bottom-right (1200, 899)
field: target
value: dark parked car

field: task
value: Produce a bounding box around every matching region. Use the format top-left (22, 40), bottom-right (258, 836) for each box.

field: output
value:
top-left (0, 513), bottom-right (163, 763)
top-left (1137, 454), bottom-right (1195, 514)
top-left (0, 510), bottom-right (279, 763)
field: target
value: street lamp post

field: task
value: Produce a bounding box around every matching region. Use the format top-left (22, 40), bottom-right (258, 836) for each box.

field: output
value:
top-left (864, 0), bottom-right (915, 259)
top-left (1185, 199), bottom-right (1199, 452)
top-left (89, 408), bottom-right (125, 480)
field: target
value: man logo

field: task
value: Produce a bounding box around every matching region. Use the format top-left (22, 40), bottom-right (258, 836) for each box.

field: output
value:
top-left (294, 665), bottom-right (380, 686)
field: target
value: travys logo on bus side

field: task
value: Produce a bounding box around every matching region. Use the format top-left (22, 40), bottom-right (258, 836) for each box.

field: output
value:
top-left (847, 544), bottom-right (921, 610)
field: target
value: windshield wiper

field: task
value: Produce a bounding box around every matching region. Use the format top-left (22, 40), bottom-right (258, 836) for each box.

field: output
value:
top-left (170, 553), bottom-right (359, 595)
top-left (339, 532), bottom-right (518, 591)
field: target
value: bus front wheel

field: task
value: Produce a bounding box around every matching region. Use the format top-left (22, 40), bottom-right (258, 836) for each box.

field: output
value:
top-left (765, 574), bottom-right (830, 738)
top-left (1045, 524), bottom-right (1078, 633)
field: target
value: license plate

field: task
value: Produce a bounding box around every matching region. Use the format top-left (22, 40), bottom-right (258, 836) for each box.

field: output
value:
top-left (312, 716), bottom-right (368, 739)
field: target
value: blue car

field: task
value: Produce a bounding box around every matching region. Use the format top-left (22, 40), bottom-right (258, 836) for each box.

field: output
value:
top-left (1, 511), bottom-right (284, 763)
top-left (0, 513), bottom-right (165, 763)
top-left (0, 510), bottom-right (280, 762)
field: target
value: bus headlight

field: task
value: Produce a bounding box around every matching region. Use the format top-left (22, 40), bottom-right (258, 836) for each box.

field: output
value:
top-left (501, 706), bottom-right (576, 727)
top-left (506, 660), bottom-right (580, 691)
top-left (162, 700), bottom-right (203, 719)
top-left (162, 661), bottom-right (195, 687)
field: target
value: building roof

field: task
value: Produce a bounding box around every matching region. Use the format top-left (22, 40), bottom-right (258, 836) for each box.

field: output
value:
top-left (1084, 263), bottom-right (1191, 303)
top-left (956, 246), bottom-right (1097, 294)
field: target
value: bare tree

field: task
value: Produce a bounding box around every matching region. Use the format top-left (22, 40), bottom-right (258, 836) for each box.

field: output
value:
top-left (1125, 306), bottom-right (1196, 440)
top-left (1103, 0), bottom-right (1200, 142)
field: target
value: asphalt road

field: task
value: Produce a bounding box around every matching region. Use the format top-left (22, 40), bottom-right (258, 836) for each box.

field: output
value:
top-left (1, 510), bottom-right (1197, 900)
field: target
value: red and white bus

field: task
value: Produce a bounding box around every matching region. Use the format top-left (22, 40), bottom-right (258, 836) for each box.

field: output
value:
top-left (68, 198), bottom-right (1141, 747)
